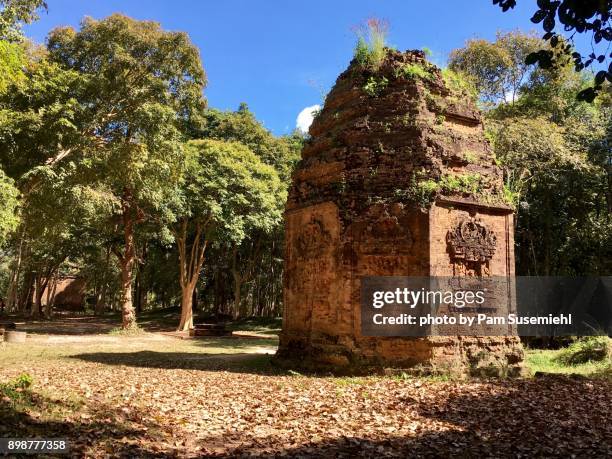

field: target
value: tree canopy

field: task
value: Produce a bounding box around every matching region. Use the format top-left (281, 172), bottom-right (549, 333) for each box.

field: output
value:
top-left (452, 30), bottom-right (611, 275)
top-left (493, 0), bottom-right (612, 101)
top-left (0, 167), bottom-right (19, 246)
top-left (0, 0), bottom-right (46, 41)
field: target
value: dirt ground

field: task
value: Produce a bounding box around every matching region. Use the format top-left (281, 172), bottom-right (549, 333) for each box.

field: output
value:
top-left (1, 317), bottom-right (611, 458)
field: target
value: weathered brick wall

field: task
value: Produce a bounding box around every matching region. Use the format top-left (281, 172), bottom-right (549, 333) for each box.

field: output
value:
top-left (277, 50), bottom-right (524, 375)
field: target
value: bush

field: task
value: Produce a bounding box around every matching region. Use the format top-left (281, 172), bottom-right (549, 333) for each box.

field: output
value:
top-left (556, 336), bottom-right (611, 366)
top-left (395, 63), bottom-right (434, 82)
top-left (363, 76), bottom-right (388, 97)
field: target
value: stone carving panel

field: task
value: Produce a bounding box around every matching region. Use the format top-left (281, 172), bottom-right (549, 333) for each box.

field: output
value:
top-left (295, 219), bottom-right (331, 260)
top-left (447, 217), bottom-right (497, 263)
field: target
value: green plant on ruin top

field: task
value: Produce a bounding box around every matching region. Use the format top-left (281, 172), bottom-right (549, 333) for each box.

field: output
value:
top-left (397, 170), bottom-right (511, 209)
top-left (353, 18), bottom-right (388, 71)
top-left (438, 172), bottom-right (484, 195)
top-left (441, 68), bottom-right (477, 100)
top-left (363, 76), bottom-right (389, 97)
top-left (463, 150), bottom-right (478, 163)
top-left (394, 62), bottom-right (434, 82)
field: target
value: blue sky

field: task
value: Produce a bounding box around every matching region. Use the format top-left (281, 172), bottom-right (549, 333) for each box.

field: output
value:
top-left (24, 1), bottom-right (552, 135)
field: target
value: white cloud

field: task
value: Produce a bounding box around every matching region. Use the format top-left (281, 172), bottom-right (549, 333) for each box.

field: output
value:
top-left (295, 104), bottom-right (321, 134)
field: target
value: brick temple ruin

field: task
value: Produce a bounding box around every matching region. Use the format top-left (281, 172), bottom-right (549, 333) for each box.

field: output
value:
top-left (276, 50), bottom-right (524, 376)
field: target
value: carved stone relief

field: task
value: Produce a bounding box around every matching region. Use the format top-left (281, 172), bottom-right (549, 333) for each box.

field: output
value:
top-left (447, 217), bottom-right (497, 263)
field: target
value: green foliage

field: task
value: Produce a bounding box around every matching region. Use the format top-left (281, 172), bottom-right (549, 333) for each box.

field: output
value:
top-left (0, 40), bottom-right (26, 93)
top-left (502, 183), bottom-right (519, 207)
top-left (44, 15), bottom-right (207, 224)
top-left (421, 47), bottom-right (432, 57)
top-left (453, 31), bottom-right (612, 276)
top-left (411, 178), bottom-right (439, 207)
top-left (398, 171), bottom-right (508, 208)
top-left (490, 113), bottom-right (610, 274)
top-left (353, 18), bottom-right (388, 70)
top-left (178, 139), bottom-right (283, 244)
top-left (441, 68), bottom-right (477, 99)
top-left (494, 0), bottom-right (611, 101)
top-left (363, 76), bottom-right (388, 97)
top-left (395, 63), bottom-right (433, 82)
top-left (556, 337), bottom-right (612, 366)
top-left (438, 172), bottom-right (484, 194)
top-left (449, 31), bottom-right (542, 105)
top-left (199, 105), bottom-right (301, 182)
top-left (0, 55), bottom-right (83, 179)
top-left (354, 37), bottom-right (370, 68)
top-left (0, 373), bottom-right (33, 403)
top-left (0, 166), bottom-right (19, 244)
top-left (0, 0), bottom-right (46, 42)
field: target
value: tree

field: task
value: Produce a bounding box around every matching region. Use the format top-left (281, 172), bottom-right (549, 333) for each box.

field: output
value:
top-left (197, 106), bottom-right (302, 319)
top-left (491, 116), bottom-right (606, 274)
top-left (0, 167), bottom-right (18, 247)
top-left (452, 33), bottom-right (612, 275)
top-left (200, 104), bottom-right (301, 181)
top-left (46, 14), bottom-right (206, 328)
top-left (0, 0), bottom-right (46, 42)
top-left (449, 31), bottom-right (542, 105)
top-left (172, 139), bottom-right (282, 331)
top-left (493, 0), bottom-right (612, 101)
top-left (0, 40), bottom-right (26, 92)
top-left (0, 40), bottom-right (78, 313)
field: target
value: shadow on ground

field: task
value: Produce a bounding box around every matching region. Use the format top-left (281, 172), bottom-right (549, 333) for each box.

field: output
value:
top-left (70, 349), bottom-right (283, 374)
top-left (4, 311), bottom-right (283, 336)
top-left (0, 393), bottom-right (177, 458)
top-left (197, 375), bottom-right (612, 457)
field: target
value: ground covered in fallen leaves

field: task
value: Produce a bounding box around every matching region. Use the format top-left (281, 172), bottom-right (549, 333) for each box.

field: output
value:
top-left (1, 318), bottom-right (611, 458)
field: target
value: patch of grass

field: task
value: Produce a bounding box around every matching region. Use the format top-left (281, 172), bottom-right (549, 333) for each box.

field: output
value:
top-left (353, 18), bottom-right (389, 70)
top-left (228, 317), bottom-right (282, 335)
top-left (108, 325), bottom-right (146, 336)
top-left (463, 150), bottom-right (478, 163)
top-left (0, 373), bottom-right (35, 409)
top-left (526, 343), bottom-right (612, 378)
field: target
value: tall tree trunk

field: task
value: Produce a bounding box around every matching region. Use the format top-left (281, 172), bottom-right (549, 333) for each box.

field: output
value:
top-left (192, 286), bottom-right (198, 312)
top-left (230, 241), bottom-right (261, 319)
top-left (31, 274), bottom-right (44, 318)
top-left (95, 246), bottom-right (112, 315)
top-left (116, 192), bottom-right (138, 330)
top-left (119, 243), bottom-right (136, 329)
top-left (176, 218), bottom-right (209, 331)
top-left (233, 273), bottom-right (243, 319)
top-left (178, 282), bottom-right (195, 330)
top-left (6, 229), bottom-right (25, 311)
top-left (134, 269), bottom-right (142, 314)
top-left (19, 272), bottom-right (34, 313)
top-left (45, 275), bottom-right (58, 319)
